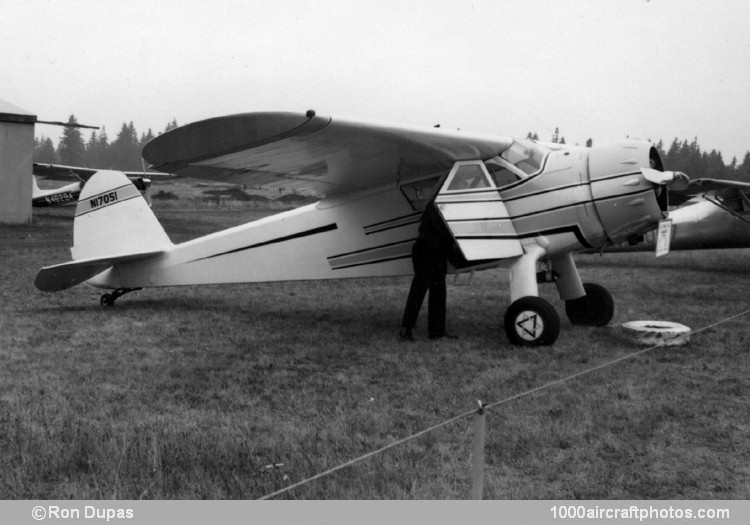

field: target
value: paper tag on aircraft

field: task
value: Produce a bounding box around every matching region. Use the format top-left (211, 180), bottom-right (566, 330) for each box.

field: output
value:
top-left (655, 219), bottom-right (673, 257)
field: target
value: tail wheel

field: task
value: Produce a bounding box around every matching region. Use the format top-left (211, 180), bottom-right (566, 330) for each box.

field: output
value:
top-left (565, 282), bottom-right (614, 326)
top-left (504, 296), bottom-right (560, 346)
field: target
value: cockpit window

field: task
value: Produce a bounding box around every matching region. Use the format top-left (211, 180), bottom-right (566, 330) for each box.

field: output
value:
top-left (446, 163), bottom-right (492, 191)
top-left (500, 139), bottom-right (549, 175)
top-left (484, 157), bottom-right (521, 187)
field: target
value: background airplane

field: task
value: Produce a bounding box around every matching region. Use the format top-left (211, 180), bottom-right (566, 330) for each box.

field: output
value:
top-left (35, 111), bottom-right (692, 346)
top-left (31, 163), bottom-right (172, 207)
top-left (594, 179), bottom-right (750, 252)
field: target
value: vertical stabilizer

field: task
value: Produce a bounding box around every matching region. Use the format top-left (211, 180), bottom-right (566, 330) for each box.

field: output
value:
top-left (71, 170), bottom-right (173, 260)
top-left (31, 175), bottom-right (41, 198)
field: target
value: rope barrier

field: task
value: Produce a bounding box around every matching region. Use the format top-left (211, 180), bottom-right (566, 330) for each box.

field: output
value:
top-left (259, 307), bottom-right (750, 499)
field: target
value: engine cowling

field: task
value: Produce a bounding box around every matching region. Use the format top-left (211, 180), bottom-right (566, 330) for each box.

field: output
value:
top-left (587, 140), bottom-right (665, 244)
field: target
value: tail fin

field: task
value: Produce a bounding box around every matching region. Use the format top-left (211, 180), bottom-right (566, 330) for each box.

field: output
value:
top-left (71, 170), bottom-right (172, 260)
top-left (35, 171), bottom-right (172, 292)
top-left (31, 175), bottom-right (41, 198)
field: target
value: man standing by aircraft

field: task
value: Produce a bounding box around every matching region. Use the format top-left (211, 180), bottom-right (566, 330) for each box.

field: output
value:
top-left (400, 202), bottom-right (459, 342)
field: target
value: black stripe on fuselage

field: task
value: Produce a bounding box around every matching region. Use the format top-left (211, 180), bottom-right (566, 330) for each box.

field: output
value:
top-left (444, 170), bottom-right (644, 203)
top-left (329, 253), bottom-right (414, 270)
top-left (364, 211), bottom-right (422, 229)
top-left (454, 225), bottom-right (593, 249)
top-left (445, 187), bottom-right (654, 223)
top-left (192, 223), bottom-right (338, 262)
top-left (328, 238), bottom-right (414, 260)
top-left (363, 212), bottom-right (423, 235)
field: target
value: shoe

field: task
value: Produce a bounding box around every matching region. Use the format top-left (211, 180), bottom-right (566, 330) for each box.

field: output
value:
top-left (399, 327), bottom-right (415, 342)
top-left (429, 332), bottom-right (458, 340)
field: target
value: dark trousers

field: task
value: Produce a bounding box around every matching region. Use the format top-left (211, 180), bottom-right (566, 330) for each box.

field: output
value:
top-left (401, 240), bottom-right (447, 336)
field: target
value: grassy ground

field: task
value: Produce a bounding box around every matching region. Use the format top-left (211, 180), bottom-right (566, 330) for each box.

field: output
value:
top-left (1, 205), bottom-right (749, 499)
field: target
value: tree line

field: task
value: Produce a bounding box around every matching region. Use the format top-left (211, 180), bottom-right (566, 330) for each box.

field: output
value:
top-left (529, 129), bottom-right (750, 182)
top-left (34, 115), bottom-right (179, 172)
top-left (35, 115), bottom-right (750, 181)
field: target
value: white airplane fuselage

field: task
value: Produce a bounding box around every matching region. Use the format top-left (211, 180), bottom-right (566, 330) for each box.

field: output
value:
top-left (84, 139), bottom-right (666, 291)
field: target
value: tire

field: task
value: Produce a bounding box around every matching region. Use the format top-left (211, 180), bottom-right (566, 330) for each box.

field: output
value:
top-left (621, 320), bottom-right (691, 346)
top-left (504, 296), bottom-right (560, 346)
top-left (100, 294), bottom-right (114, 307)
top-left (565, 282), bottom-right (614, 326)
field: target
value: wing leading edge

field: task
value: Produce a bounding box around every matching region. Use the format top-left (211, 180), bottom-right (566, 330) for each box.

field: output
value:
top-left (142, 111), bottom-right (513, 196)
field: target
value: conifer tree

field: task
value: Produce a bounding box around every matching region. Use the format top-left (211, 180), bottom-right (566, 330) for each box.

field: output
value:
top-left (164, 118), bottom-right (179, 132)
top-left (110, 122), bottom-right (141, 170)
top-left (34, 136), bottom-right (58, 163)
top-left (57, 115), bottom-right (86, 166)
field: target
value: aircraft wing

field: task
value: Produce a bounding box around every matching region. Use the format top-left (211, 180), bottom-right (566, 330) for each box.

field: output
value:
top-left (669, 178), bottom-right (750, 206)
top-left (33, 163), bottom-right (174, 182)
top-left (142, 111), bottom-right (513, 196)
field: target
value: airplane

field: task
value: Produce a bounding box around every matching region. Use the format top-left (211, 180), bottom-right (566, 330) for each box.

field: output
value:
top-left (31, 163), bottom-right (171, 207)
top-left (590, 178), bottom-right (750, 252)
top-left (34, 110), bottom-right (692, 346)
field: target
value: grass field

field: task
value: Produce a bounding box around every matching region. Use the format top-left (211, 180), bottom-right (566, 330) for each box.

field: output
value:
top-left (1, 202), bottom-right (749, 500)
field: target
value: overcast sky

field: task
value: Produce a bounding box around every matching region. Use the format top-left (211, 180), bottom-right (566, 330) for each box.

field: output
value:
top-left (3, 0), bottom-right (749, 163)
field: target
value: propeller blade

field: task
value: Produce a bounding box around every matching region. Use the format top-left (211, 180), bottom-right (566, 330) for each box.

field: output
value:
top-left (641, 168), bottom-right (690, 191)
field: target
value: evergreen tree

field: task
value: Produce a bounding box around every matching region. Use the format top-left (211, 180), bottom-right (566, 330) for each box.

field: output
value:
top-left (706, 150), bottom-right (725, 179)
top-left (34, 136), bottom-right (58, 163)
top-left (96, 128), bottom-right (111, 167)
top-left (110, 122), bottom-right (142, 170)
top-left (57, 115), bottom-right (86, 166)
top-left (165, 118), bottom-right (179, 132)
top-left (666, 138), bottom-right (681, 171)
top-left (739, 152), bottom-right (750, 181)
top-left (139, 129), bottom-right (155, 150)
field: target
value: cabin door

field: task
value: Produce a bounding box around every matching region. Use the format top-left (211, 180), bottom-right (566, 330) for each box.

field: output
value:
top-left (434, 161), bottom-right (524, 261)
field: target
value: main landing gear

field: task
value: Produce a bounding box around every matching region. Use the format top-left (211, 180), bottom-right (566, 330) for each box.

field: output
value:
top-left (100, 288), bottom-right (141, 307)
top-left (504, 296), bottom-right (560, 346)
top-left (564, 282), bottom-right (614, 327)
top-left (503, 250), bottom-right (614, 347)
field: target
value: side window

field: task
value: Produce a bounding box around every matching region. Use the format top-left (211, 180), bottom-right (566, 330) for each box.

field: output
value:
top-left (484, 158), bottom-right (520, 188)
top-left (446, 164), bottom-right (491, 191)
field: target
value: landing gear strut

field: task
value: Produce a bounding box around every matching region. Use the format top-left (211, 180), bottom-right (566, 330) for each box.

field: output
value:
top-left (100, 288), bottom-right (141, 307)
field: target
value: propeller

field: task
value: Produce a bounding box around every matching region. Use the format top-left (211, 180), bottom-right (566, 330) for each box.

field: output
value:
top-left (641, 168), bottom-right (690, 191)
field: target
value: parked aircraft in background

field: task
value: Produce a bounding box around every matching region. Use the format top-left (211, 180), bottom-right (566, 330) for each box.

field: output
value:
top-left (36, 111), bottom-right (693, 346)
top-left (31, 163), bottom-right (172, 207)
top-left (594, 179), bottom-right (750, 252)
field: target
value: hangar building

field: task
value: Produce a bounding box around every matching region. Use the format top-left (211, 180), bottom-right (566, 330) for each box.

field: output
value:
top-left (1, 99), bottom-right (36, 224)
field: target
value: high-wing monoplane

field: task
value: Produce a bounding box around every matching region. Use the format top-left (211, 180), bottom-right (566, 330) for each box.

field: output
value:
top-left (35, 111), bottom-right (690, 346)
top-left (593, 178), bottom-right (750, 252)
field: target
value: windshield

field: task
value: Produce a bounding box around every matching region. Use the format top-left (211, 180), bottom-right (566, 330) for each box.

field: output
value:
top-left (500, 139), bottom-right (549, 176)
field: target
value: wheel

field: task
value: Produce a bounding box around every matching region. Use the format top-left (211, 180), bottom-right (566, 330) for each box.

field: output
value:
top-left (504, 296), bottom-right (560, 346)
top-left (565, 282), bottom-right (614, 326)
top-left (100, 294), bottom-right (115, 307)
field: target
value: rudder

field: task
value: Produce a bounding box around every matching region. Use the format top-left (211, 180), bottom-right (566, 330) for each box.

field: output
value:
top-left (71, 170), bottom-right (173, 260)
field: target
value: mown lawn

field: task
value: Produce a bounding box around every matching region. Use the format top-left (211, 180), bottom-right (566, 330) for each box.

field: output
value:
top-left (1, 207), bottom-right (748, 499)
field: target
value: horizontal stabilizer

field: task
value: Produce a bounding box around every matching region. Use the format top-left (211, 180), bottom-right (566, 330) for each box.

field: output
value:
top-left (35, 250), bottom-right (164, 292)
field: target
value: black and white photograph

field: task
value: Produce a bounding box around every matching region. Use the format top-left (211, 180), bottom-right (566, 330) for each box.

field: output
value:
top-left (1, 0), bottom-right (748, 521)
